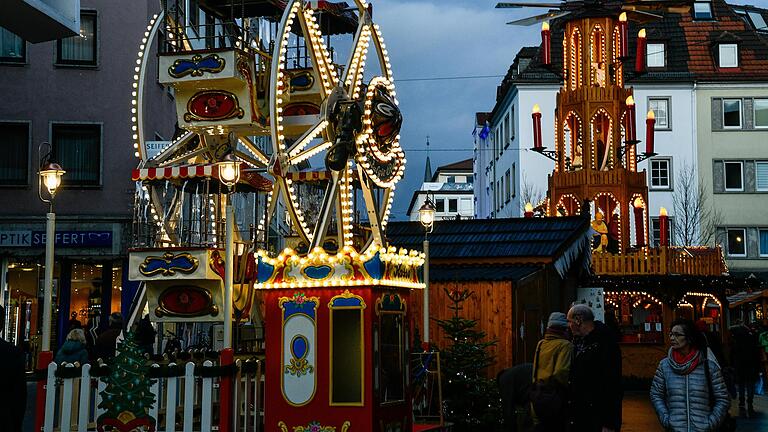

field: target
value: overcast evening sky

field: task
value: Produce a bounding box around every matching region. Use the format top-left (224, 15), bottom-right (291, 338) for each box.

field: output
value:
top-left (373, 0), bottom-right (768, 221)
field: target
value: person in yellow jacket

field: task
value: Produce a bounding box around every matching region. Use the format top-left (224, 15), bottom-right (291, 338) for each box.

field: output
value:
top-left (531, 312), bottom-right (573, 432)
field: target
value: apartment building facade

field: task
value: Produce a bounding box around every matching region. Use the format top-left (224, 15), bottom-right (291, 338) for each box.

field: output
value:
top-left (0, 0), bottom-right (176, 348)
top-left (407, 159), bottom-right (474, 222)
top-left (477, 0), bottom-right (768, 264)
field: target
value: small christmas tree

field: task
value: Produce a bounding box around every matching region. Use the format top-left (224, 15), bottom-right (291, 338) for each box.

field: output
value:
top-left (437, 288), bottom-right (503, 431)
top-left (97, 331), bottom-right (156, 432)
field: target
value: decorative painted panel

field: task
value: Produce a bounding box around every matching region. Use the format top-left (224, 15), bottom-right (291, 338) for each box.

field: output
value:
top-left (280, 292), bottom-right (319, 406)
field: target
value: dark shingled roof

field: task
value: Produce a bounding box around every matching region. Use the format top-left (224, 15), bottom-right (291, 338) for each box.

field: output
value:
top-left (429, 264), bottom-right (541, 282)
top-left (434, 158), bottom-right (473, 173)
top-left (385, 217), bottom-right (589, 260)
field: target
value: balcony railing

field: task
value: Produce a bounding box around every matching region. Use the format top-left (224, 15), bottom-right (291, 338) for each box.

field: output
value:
top-left (592, 246), bottom-right (727, 276)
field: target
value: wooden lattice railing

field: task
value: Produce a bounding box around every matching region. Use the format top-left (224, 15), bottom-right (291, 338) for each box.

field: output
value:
top-left (592, 246), bottom-right (726, 276)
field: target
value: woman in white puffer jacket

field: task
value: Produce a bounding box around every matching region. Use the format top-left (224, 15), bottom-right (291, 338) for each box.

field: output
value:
top-left (650, 319), bottom-right (730, 432)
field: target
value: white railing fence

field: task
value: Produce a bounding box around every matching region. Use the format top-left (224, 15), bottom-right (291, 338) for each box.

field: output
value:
top-left (41, 357), bottom-right (263, 432)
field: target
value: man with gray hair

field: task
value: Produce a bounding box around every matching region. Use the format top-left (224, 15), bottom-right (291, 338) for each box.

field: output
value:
top-left (567, 303), bottom-right (622, 432)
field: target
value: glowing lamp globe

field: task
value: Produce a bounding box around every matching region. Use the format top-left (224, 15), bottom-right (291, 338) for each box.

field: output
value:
top-left (39, 163), bottom-right (65, 197)
top-left (418, 199), bottom-right (436, 230)
top-left (217, 154), bottom-right (241, 188)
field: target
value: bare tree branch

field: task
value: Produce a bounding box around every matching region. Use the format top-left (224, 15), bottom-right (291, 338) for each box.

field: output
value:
top-left (672, 164), bottom-right (722, 246)
top-left (520, 173), bottom-right (544, 214)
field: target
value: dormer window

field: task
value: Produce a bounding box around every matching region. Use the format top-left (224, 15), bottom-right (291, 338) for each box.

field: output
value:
top-left (646, 43), bottom-right (665, 68)
top-left (718, 43), bottom-right (738, 68)
top-left (693, 2), bottom-right (713, 20)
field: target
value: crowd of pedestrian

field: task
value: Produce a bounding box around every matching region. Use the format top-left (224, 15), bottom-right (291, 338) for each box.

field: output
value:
top-left (498, 303), bottom-right (767, 432)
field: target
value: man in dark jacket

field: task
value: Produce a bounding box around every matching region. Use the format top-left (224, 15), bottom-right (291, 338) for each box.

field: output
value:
top-left (0, 306), bottom-right (27, 432)
top-left (567, 304), bottom-right (623, 432)
top-left (730, 322), bottom-right (762, 416)
top-left (95, 312), bottom-right (123, 361)
top-left (497, 363), bottom-right (533, 432)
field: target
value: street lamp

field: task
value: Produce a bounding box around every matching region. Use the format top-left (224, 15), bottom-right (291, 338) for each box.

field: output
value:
top-left (217, 154), bottom-right (240, 349)
top-left (418, 198), bottom-right (435, 349)
top-left (37, 161), bottom-right (65, 353)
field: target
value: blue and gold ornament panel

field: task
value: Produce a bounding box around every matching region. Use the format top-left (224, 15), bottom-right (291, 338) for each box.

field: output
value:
top-left (280, 292), bottom-right (319, 406)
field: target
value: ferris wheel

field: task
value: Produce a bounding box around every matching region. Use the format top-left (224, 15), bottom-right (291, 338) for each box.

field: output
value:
top-left (267, 0), bottom-right (405, 253)
top-left (132, 0), bottom-right (404, 255)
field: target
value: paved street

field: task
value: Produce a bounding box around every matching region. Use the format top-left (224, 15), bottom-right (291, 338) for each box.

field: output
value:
top-left (623, 391), bottom-right (768, 432)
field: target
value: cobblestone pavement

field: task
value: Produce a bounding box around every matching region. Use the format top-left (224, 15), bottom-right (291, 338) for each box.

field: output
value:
top-left (622, 391), bottom-right (768, 432)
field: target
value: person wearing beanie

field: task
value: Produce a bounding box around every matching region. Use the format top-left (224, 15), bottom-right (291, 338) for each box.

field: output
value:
top-left (530, 312), bottom-right (573, 431)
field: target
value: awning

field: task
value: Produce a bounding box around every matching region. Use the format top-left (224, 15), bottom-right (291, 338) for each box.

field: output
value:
top-left (727, 289), bottom-right (768, 308)
top-left (285, 169), bottom-right (332, 182)
top-left (132, 164), bottom-right (272, 192)
top-left (132, 165), bottom-right (215, 181)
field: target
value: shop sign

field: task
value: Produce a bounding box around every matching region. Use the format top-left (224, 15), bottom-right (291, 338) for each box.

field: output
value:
top-left (0, 230), bottom-right (113, 247)
top-left (0, 231), bottom-right (32, 246)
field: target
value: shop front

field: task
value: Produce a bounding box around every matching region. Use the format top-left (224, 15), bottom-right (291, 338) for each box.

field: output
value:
top-left (0, 219), bottom-right (135, 369)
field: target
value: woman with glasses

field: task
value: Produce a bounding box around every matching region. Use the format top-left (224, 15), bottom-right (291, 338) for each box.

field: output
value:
top-left (650, 319), bottom-right (730, 431)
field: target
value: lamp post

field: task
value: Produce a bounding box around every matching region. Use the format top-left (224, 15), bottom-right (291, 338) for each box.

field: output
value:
top-left (418, 198), bottom-right (435, 350)
top-left (217, 154), bottom-right (240, 349)
top-left (38, 161), bottom-right (65, 352)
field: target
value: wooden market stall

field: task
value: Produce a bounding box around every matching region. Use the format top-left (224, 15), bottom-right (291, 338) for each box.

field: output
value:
top-left (387, 217), bottom-right (592, 378)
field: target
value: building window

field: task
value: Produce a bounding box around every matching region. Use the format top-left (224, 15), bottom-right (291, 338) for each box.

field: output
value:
top-left (650, 158), bottom-right (672, 190)
top-left (511, 163), bottom-right (516, 198)
top-left (504, 169), bottom-right (511, 202)
top-left (748, 12), bottom-right (767, 32)
top-left (693, 2), bottom-right (713, 20)
top-left (648, 98), bottom-right (670, 129)
top-left (759, 229), bottom-right (768, 257)
top-left (509, 107), bottom-right (515, 141)
top-left (727, 228), bottom-right (746, 257)
top-left (760, 230), bottom-right (768, 257)
top-left (722, 99), bottom-right (742, 128)
top-left (502, 114), bottom-right (509, 151)
top-left (718, 44), bottom-right (738, 68)
top-left (52, 123), bottom-right (101, 186)
top-left (651, 217), bottom-right (674, 247)
top-left (754, 99), bottom-right (768, 128)
top-left (448, 198), bottom-right (458, 213)
top-left (756, 161), bottom-right (768, 191)
top-left (57, 11), bottom-right (97, 66)
top-left (0, 27), bottom-right (25, 63)
top-left (0, 122), bottom-right (29, 185)
top-left (435, 198), bottom-right (445, 213)
top-left (647, 43), bottom-right (665, 68)
top-left (724, 161), bottom-right (743, 191)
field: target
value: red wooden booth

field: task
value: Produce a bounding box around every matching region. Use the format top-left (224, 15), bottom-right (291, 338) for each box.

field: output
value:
top-left (256, 246), bottom-right (424, 432)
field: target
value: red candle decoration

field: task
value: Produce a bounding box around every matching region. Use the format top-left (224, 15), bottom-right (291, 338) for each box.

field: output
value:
top-left (524, 202), bottom-right (534, 218)
top-left (618, 13), bottom-right (628, 58)
top-left (532, 104), bottom-right (543, 149)
top-left (646, 110), bottom-right (656, 154)
top-left (625, 96), bottom-right (637, 142)
top-left (659, 207), bottom-right (669, 247)
top-left (633, 198), bottom-right (645, 247)
top-left (635, 28), bottom-right (646, 73)
top-left (541, 21), bottom-right (551, 65)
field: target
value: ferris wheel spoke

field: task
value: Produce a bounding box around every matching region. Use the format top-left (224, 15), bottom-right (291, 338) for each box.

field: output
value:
top-left (237, 135), bottom-right (270, 166)
top-left (287, 119), bottom-right (329, 156)
top-left (299, 7), bottom-right (338, 94)
top-left (289, 141), bottom-right (332, 165)
top-left (232, 150), bottom-right (267, 169)
top-left (309, 170), bottom-right (340, 250)
top-left (149, 130), bottom-right (196, 165)
top-left (342, 22), bottom-right (371, 99)
top-left (281, 177), bottom-right (312, 244)
top-left (157, 146), bottom-right (209, 167)
top-left (356, 165), bottom-right (384, 247)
